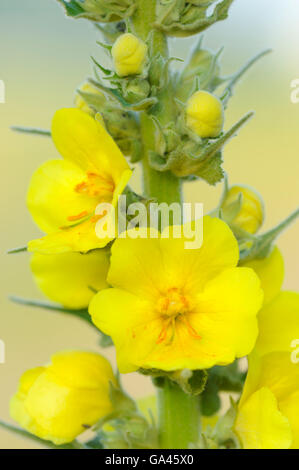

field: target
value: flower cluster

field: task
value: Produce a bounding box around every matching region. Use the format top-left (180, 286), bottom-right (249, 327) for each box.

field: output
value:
top-left (3, 0), bottom-right (298, 451)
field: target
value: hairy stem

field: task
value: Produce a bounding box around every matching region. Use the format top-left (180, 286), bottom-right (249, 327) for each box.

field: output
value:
top-left (157, 380), bottom-right (200, 449)
top-left (132, 0), bottom-right (182, 204)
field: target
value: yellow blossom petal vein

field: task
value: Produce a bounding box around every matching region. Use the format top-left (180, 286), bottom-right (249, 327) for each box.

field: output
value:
top-left (27, 108), bottom-right (132, 254)
top-left (90, 216), bottom-right (263, 373)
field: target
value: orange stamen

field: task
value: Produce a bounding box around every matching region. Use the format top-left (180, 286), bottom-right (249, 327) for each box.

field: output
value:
top-left (67, 210), bottom-right (88, 222)
top-left (156, 318), bottom-right (171, 344)
top-left (181, 316), bottom-right (202, 340)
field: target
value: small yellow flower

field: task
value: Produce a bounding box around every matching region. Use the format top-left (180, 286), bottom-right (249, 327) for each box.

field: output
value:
top-left (31, 250), bottom-right (109, 309)
top-left (27, 108), bottom-right (132, 254)
top-left (235, 291), bottom-right (299, 449)
top-left (221, 185), bottom-right (264, 234)
top-left (75, 82), bottom-right (106, 116)
top-left (10, 351), bottom-right (116, 445)
top-left (186, 90), bottom-right (224, 138)
top-left (112, 33), bottom-right (147, 77)
top-left (90, 216), bottom-right (263, 373)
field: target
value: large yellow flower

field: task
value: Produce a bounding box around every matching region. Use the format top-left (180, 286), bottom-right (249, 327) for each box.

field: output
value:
top-left (235, 291), bottom-right (299, 449)
top-left (89, 216), bottom-right (263, 373)
top-left (27, 108), bottom-right (132, 254)
top-left (31, 250), bottom-right (110, 309)
top-left (10, 351), bottom-right (116, 445)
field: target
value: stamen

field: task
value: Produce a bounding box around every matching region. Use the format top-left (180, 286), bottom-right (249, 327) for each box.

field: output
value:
top-left (67, 210), bottom-right (88, 222)
top-left (156, 318), bottom-right (172, 344)
top-left (180, 316), bottom-right (202, 340)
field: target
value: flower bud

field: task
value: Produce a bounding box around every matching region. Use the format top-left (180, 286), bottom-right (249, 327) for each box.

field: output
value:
top-left (221, 185), bottom-right (264, 234)
top-left (75, 81), bottom-right (106, 115)
top-left (122, 78), bottom-right (150, 103)
top-left (10, 351), bottom-right (116, 445)
top-left (186, 90), bottom-right (224, 138)
top-left (112, 33), bottom-right (147, 77)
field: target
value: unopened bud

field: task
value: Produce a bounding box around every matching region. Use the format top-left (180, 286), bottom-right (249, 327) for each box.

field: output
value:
top-left (112, 33), bottom-right (147, 77)
top-left (186, 90), bottom-right (224, 138)
top-left (221, 185), bottom-right (264, 234)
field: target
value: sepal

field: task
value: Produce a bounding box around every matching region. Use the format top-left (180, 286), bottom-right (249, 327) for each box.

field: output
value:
top-left (94, 381), bottom-right (158, 449)
top-left (155, 0), bottom-right (235, 38)
top-left (56, 0), bottom-right (136, 23)
top-left (140, 368), bottom-right (208, 396)
top-left (148, 112), bottom-right (253, 184)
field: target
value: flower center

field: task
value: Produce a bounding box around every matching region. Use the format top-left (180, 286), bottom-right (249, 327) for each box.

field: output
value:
top-left (66, 172), bottom-right (115, 223)
top-left (158, 288), bottom-right (189, 318)
top-left (75, 171), bottom-right (115, 200)
top-left (156, 288), bottom-right (201, 344)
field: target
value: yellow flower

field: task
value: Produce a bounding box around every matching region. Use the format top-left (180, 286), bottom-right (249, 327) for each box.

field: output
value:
top-left (186, 90), bottom-right (224, 138)
top-left (89, 216), bottom-right (263, 373)
top-left (10, 351), bottom-right (116, 445)
top-left (27, 108), bottom-right (132, 254)
top-left (31, 250), bottom-right (109, 309)
top-left (241, 246), bottom-right (284, 305)
top-left (75, 81), bottom-right (106, 116)
top-left (235, 291), bottom-right (299, 449)
top-left (221, 185), bottom-right (264, 235)
top-left (112, 33), bottom-right (147, 77)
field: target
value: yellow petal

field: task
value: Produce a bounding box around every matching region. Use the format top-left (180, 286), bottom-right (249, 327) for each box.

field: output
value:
top-left (10, 367), bottom-right (47, 440)
top-left (235, 387), bottom-right (292, 449)
top-left (28, 215), bottom-right (114, 254)
top-left (90, 288), bottom-right (159, 373)
top-left (279, 390), bottom-right (299, 449)
top-left (107, 217), bottom-right (239, 301)
top-left (48, 351), bottom-right (116, 390)
top-left (52, 108), bottom-right (130, 184)
top-left (27, 159), bottom-right (95, 234)
top-left (30, 250), bottom-right (109, 309)
top-left (160, 217), bottom-right (239, 295)
top-left (24, 371), bottom-right (111, 444)
top-left (255, 291), bottom-right (299, 357)
top-left (190, 267), bottom-right (263, 361)
top-left (241, 246), bottom-right (284, 305)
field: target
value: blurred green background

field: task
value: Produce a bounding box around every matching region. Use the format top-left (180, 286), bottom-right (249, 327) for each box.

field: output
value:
top-left (0, 0), bottom-right (298, 448)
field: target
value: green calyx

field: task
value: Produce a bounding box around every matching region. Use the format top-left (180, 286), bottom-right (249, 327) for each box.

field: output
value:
top-left (94, 381), bottom-right (158, 449)
top-left (155, 0), bottom-right (235, 37)
top-left (140, 367), bottom-right (208, 396)
top-left (149, 111), bottom-right (253, 185)
top-left (57, 0), bottom-right (136, 22)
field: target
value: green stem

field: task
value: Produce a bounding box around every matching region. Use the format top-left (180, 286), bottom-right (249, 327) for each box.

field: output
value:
top-left (132, 0), bottom-right (199, 449)
top-left (157, 380), bottom-right (200, 449)
top-left (132, 0), bottom-right (182, 205)
top-left (140, 113), bottom-right (182, 204)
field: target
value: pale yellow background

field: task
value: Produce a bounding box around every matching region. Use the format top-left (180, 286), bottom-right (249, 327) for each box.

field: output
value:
top-left (0, 0), bottom-right (298, 449)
